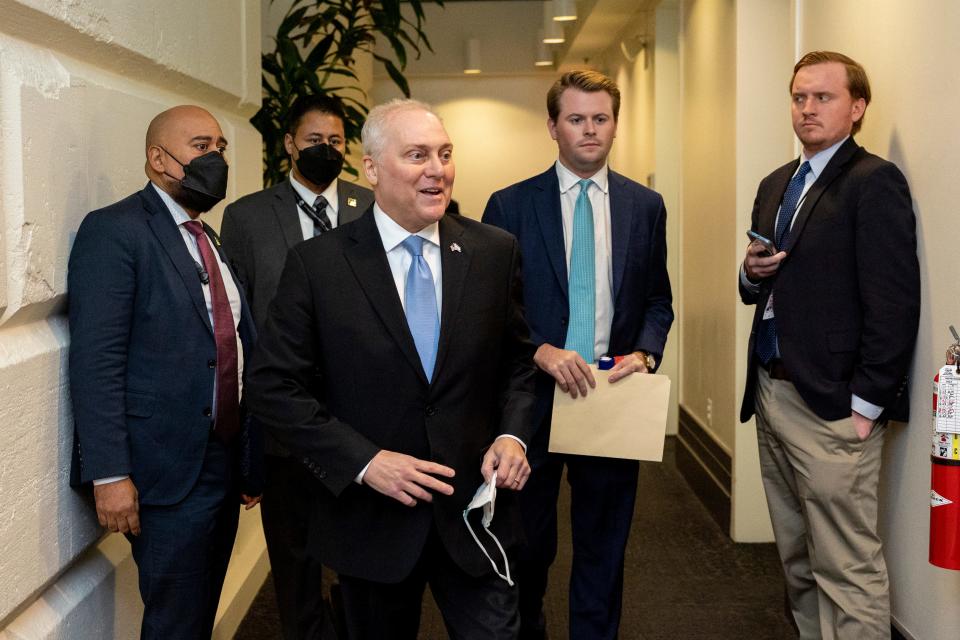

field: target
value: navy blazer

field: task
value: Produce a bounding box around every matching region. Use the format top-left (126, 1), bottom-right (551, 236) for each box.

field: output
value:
top-left (739, 138), bottom-right (920, 422)
top-left (68, 183), bottom-right (260, 505)
top-left (483, 166), bottom-right (674, 427)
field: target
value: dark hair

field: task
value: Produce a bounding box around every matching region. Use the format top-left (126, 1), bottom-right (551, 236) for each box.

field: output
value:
top-left (285, 94), bottom-right (347, 136)
top-left (547, 70), bottom-right (621, 122)
top-left (791, 51), bottom-right (871, 135)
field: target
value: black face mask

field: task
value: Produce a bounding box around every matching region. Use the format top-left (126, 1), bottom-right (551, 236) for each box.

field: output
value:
top-left (295, 143), bottom-right (344, 187)
top-left (161, 147), bottom-right (229, 213)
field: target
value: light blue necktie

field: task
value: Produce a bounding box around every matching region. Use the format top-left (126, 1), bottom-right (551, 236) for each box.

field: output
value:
top-left (401, 235), bottom-right (440, 381)
top-left (564, 178), bottom-right (596, 362)
top-left (755, 161), bottom-right (812, 364)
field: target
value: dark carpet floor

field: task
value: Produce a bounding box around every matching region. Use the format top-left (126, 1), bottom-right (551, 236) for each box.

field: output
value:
top-left (234, 438), bottom-right (795, 639)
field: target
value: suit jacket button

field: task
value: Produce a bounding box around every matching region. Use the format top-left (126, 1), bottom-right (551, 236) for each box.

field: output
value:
top-left (560, 317), bottom-right (568, 326)
top-left (208, 359), bottom-right (216, 369)
top-left (426, 406), bottom-right (438, 417)
top-left (203, 407), bottom-right (212, 417)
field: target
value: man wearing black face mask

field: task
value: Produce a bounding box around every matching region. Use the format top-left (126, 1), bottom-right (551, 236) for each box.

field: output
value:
top-left (68, 105), bottom-right (263, 639)
top-left (221, 94), bottom-right (373, 640)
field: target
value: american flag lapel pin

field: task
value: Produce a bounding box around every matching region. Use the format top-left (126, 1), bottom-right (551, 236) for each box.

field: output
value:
top-left (450, 242), bottom-right (462, 253)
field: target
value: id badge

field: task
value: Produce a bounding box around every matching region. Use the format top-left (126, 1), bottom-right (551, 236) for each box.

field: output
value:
top-left (762, 293), bottom-right (775, 320)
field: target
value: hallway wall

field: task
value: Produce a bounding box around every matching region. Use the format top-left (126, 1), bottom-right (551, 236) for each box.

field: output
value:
top-left (797, 2), bottom-right (960, 637)
top-left (0, 1), bottom-right (266, 637)
top-left (677, 0), bottom-right (737, 457)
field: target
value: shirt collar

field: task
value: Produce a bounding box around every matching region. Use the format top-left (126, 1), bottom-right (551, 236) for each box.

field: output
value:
top-left (290, 172), bottom-right (339, 213)
top-left (801, 135), bottom-right (849, 179)
top-left (151, 181), bottom-right (193, 226)
top-left (555, 160), bottom-right (609, 195)
top-left (372, 203), bottom-right (440, 252)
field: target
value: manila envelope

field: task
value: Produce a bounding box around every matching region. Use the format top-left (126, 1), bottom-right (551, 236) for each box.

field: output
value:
top-left (548, 367), bottom-right (671, 462)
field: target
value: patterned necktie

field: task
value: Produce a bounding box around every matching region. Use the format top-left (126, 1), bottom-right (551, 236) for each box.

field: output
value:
top-left (564, 178), bottom-right (596, 362)
top-left (311, 195), bottom-right (332, 236)
top-left (183, 220), bottom-right (240, 443)
top-left (755, 161), bottom-right (812, 364)
top-left (401, 235), bottom-right (440, 381)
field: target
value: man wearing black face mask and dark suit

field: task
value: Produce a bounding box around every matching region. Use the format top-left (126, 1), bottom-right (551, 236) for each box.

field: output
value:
top-left (68, 105), bottom-right (262, 639)
top-left (221, 94), bottom-right (373, 640)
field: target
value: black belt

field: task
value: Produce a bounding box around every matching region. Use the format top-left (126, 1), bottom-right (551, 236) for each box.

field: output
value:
top-left (761, 358), bottom-right (791, 382)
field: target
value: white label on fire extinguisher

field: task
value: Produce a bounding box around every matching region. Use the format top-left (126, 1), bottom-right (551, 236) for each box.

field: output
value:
top-left (936, 365), bottom-right (960, 434)
top-left (931, 490), bottom-right (953, 507)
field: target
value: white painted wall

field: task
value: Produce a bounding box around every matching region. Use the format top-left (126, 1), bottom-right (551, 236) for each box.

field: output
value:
top-left (730, 0), bottom-right (794, 542)
top-left (0, 1), bottom-right (267, 637)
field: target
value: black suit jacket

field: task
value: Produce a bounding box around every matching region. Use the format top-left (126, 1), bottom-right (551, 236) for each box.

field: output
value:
top-left (482, 166), bottom-right (674, 430)
top-left (221, 178), bottom-right (373, 457)
top-left (246, 210), bottom-right (537, 582)
top-left (68, 183), bottom-right (261, 504)
top-left (221, 179), bottom-right (374, 330)
top-left (740, 137), bottom-right (920, 423)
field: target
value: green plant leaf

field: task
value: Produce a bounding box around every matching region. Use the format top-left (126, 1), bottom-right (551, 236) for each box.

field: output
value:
top-left (374, 54), bottom-right (410, 96)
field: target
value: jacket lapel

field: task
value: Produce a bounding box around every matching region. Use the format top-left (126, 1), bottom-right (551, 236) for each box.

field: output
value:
top-left (608, 171), bottom-right (632, 302)
top-left (338, 182), bottom-right (365, 225)
top-left (782, 138), bottom-right (861, 252)
top-left (432, 215), bottom-right (469, 380)
top-left (532, 168), bottom-right (568, 299)
top-left (274, 182), bottom-right (305, 248)
top-left (141, 184), bottom-right (213, 334)
top-left (343, 211), bottom-right (427, 384)
top-left (760, 163), bottom-right (797, 244)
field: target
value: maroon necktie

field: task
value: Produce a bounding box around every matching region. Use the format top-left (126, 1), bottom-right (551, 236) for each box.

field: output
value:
top-left (184, 220), bottom-right (240, 443)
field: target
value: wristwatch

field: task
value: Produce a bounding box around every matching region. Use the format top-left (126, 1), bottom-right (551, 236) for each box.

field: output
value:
top-left (638, 351), bottom-right (656, 371)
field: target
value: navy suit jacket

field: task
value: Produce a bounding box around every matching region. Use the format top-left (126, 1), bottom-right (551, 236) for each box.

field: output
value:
top-left (482, 165), bottom-right (674, 429)
top-left (68, 183), bottom-right (260, 505)
top-left (739, 138), bottom-right (920, 422)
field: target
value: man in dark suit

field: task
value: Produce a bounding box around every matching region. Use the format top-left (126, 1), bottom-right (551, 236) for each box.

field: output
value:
top-left (220, 94), bottom-right (373, 640)
top-left (247, 99), bottom-right (537, 639)
top-left (68, 105), bottom-right (262, 639)
top-left (482, 70), bottom-right (673, 640)
top-left (740, 51), bottom-right (919, 638)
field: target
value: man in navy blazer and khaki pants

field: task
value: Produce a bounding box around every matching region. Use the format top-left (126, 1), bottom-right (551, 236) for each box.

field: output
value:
top-left (69, 106), bottom-right (261, 639)
top-left (741, 52), bottom-right (919, 638)
top-left (483, 70), bottom-right (674, 640)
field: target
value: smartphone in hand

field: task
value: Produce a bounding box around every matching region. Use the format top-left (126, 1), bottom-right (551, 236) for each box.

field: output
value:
top-left (746, 230), bottom-right (777, 256)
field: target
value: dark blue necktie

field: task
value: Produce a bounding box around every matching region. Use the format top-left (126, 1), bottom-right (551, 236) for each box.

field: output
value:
top-left (401, 235), bottom-right (439, 381)
top-left (755, 161), bottom-right (811, 364)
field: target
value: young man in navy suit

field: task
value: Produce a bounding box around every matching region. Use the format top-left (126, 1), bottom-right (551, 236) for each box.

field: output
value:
top-left (483, 70), bottom-right (674, 640)
top-left (69, 106), bottom-right (261, 639)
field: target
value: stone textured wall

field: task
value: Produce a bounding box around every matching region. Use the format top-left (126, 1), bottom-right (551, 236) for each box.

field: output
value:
top-left (0, 1), bottom-right (267, 637)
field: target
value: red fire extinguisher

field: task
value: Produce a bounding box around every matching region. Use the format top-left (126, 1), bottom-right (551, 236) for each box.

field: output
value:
top-left (930, 345), bottom-right (960, 570)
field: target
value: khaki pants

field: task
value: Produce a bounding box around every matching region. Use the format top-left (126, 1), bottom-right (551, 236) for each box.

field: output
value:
top-left (755, 368), bottom-right (890, 640)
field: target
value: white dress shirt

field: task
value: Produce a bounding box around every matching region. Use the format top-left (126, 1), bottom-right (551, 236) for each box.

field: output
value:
top-left (555, 160), bottom-right (614, 361)
top-left (94, 184), bottom-right (244, 485)
top-left (291, 173), bottom-right (339, 239)
top-left (740, 136), bottom-right (881, 419)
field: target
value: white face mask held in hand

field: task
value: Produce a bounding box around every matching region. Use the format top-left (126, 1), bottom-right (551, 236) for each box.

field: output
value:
top-left (462, 470), bottom-right (514, 586)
